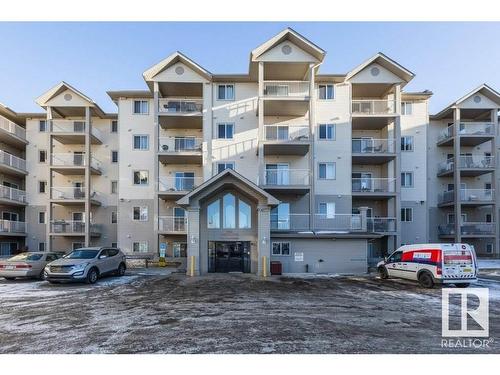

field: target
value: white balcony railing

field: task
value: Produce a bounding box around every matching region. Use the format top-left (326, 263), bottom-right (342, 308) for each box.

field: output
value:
top-left (352, 138), bottom-right (396, 153)
top-left (458, 154), bottom-right (494, 169)
top-left (51, 153), bottom-right (102, 171)
top-left (0, 115), bottom-right (26, 140)
top-left (50, 187), bottom-right (96, 200)
top-left (0, 150), bottom-right (27, 172)
top-left (315, 214), bottom-right (363, 232)
top-left (50, 119), bottom-right (102, 140)
top-left (263, 81), bottom-right (310, 97)
top-left (158, 137), bottom-right (203, 153)
top-left (438, 122), bottom-right (495, 142)
top-left (352, 99), bottom-right (396, 115)
top-left (158, 176), bottom-right (203, 192)
top-left (263, 125), bottom-right (310, 141)
top-left (439, 222), bottom-right (495, 236)
top-left (158, 216), bottom-right (187, 233)
top-left (367, 217), bottom-right (397, 233)
top-left (0, 219), bottom-right (26, 234)
top-left (0, 185), bottom-right (27, 204)
top-left (49, 220), bottom-right (101, 235)
top-left (262, 169), bottom-right (310, 186)
top-left (270, 213), bottom-right (309, 231)
top-left (439, 189), bottom-right (494, 204)
top-left (352, 178), bottom-right (396, 193)
top-left (158, 98), bottom-right (203, 114)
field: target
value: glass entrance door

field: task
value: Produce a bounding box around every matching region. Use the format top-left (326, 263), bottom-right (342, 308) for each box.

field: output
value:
top-left (208, 241), bottom-right (250, 273)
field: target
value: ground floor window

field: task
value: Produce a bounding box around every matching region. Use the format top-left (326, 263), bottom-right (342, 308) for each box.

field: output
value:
top-left (38, 242), bottom-right (46, 252)
top-left (133, 241), bottom-right (148, 253)
top-left (170, 242), bottom-right (187, 258)
top-left (272, 242), bottom-right (290, 256)
top-left (0, 242), bottom-right (18, 256)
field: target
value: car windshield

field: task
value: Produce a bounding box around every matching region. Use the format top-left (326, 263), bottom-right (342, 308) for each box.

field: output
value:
top-left (65, 249), bottom-right (99, 259)
top-left (8, 253), bottom-right (44, 261)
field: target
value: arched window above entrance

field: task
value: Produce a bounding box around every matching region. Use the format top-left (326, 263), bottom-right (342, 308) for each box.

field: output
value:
top-left (223, 193), bottom-right (236, 228)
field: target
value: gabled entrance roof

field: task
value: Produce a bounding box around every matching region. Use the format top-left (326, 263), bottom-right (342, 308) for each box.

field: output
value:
top-left (143, 51), bottom-right (212, 82)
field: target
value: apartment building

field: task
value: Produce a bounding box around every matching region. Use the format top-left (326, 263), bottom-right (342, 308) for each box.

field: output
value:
top-left (0, 28), bottom-right (497, 274)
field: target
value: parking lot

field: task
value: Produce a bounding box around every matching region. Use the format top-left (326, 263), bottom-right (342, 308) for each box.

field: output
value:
top-left (0, 270), bottom-right (499, 354)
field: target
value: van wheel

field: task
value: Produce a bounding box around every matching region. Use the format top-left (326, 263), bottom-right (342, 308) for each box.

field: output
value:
top-left (117, 263), bottom-right (126, 276)
top-left (86, 268), bottom-right (99, 284)
top-left (378, 266), bottom-right (389, 279)
top-left (418, 272), bottom-right (434, 288)
top-left (455, 283), bottom-right (470, 288)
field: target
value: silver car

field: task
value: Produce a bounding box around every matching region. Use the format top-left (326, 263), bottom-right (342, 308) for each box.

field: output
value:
top-left (44, 247), bottom-right (127, 284)
top-left (0, 252), bottom-right (63, 280)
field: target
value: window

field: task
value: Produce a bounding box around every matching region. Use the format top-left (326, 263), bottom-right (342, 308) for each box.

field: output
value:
top-left (401, 136), bottom-right (414, 151)
top-left (111, 120), bottom-right (118, 133)
top-left (38, 181), bottom-right (46, 193)
top-left (133, 241), bottom-right (149, 253)
top-left (217, 123), bottom-right (234, 139)
top-left (447, 213), bottom-right (466, 224)
top-left (133, 206), bottom-right (148, 221)
top-left (318, 163), bottom-right (336, 180)
top-left (401, 102), bottom-right (413, 115)
top-left (133, 100), bottom-right (149, 114)
top-left (112, 243), bottom-right (118, 248)
top-left (401, 208), bottom-right (413, 222)
top-left (38, 211), bottom-right (45, 224)
top-left (486, 244), bottom-right (494, 254)
top-left (485, 213), bottom-right (492, 223)
top-left (133, 170), bottom-right (149, 185)
top-left (111, 150), bottom-right (118, 163)
top-left (318, 124), bottom-right (335, 140)
top-left (238, 200), bottom-right (251, 229)
top-left (38, 120), bottom-right (47, 132)
top-left (401, 172), bottom-right (413, 188)
top-left (133, 135), bottom-right (149, 150)
top-left (223, 193), bottom-right (236, 229)
top-left (217, 162), bottom-right (235, 174)
top-left (111, 180), bottom-right (118, 194)
top-left (271, 203), bottom-right (290, 230)
top-left (217, 84), bottom-right (235, 100)
top-left (272, 242), bottom-right (290, 256)
top-left (207, 200), bottom-right (220, 229)
top-left (318, 202), bottom-right (336, 219)
top-left (387, 251), bottom-right (402, 263)
top-left (172, 242), bottom-right (187, 258)
top-left (318, 84), bottom-right (334, 100)
top-left (38, 150), bottom-right (47, 163)
top-left (2, 212), bottom-right (18, 221)
top-left (38, 242), bottom-right (46, 252)
top-left (111, 211), bottom-right (117, 224)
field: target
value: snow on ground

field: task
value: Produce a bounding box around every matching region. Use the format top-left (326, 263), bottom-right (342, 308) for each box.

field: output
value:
top-left (478, 259), bottom-right (500, 269)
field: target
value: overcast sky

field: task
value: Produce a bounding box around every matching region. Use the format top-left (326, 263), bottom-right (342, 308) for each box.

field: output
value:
top-left (0, 22), bottom-right (499, 114)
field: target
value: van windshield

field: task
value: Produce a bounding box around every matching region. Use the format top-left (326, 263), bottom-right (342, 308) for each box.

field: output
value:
top-left (444, 251), bottom-right (473, 265)
top-left (65, 249), bottom-right (99, 259)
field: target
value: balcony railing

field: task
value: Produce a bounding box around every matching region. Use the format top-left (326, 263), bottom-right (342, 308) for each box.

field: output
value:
top-left (0, 115), bottom-right (26, 140)
top-left (459, 154), bottom-right (494, 169)
top-left (158, 98), bottom-right (203, 114)
top-left (438, 222), bottom-right (495, 236)
top-left (49, 220), bottom-right (101, 235)
top-left (0, 219), bottom-right (26, 234)
top-left (352, 138), bottom-right (396, 154)
top-left (158, 216), bottom-right (187, 232)
top-left (0, 150), bottom-right (27, 172)
top-left (263, 81), bottom-right (310, 97)
top-left (50, 119), bottom-right (102, 140)
top-left (438, 189), bottom-right (494, 204)
top-left (263, 125), bottom-right (310, 141)
top-left (315, 214), bottom-right (363, 232)
top-left (50, 187), bottom-right (99, 200)
top-left (367, 217), bottom-right (397, 233)
top-left (51, 153), bottom-right (102, 170)
top-left (271, 213), bottom-right (309, 231)
top-left (352, 178), bottom-right (396, 193)
top-left (262, 169), bottom-right (310, 186)
top-left (158, 137), bottom-right (203, 152)
top-left (352, 99), bottom-right (396, 115)
top-left (158, 176), bottom-right (203, 192)
top-left (0, 185), bottom-right (27, 204)
top-left (438, 122), bottom-right (494, 142)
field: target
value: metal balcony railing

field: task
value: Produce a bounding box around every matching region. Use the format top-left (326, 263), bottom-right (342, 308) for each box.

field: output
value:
top-left (352, 138), bottom-right (396, 153)
top-left (158, 98), bottom-right (203, 114)
top-left (49, 220), bottom-right (101, 235)
top-left (158, 137), bottom-right (203, 152)
top-left (262, 169), bottom-right (310, 186)
top-left (352, 178), bottom-right (396, 193)
top-left (263, 81), bottom-right (310, 97)
top-left (438, 189), bottom-right (494, 204)
top-left (50, 119), bottom-right (102, 140)
top-left (0, 219), bottom-right (26, 234)
top-left (314, 214), bottom-right (363, 232)
top-left (50, 187), bottom-right (98, 200)
top-left (51, 153), bottom-right (102, 170)
top-left (352, 99), bottom-right (396, 115)
top-left (0, 185), bottom-right (27, 204)
top-left (0, 150), bottom-right (27, 172)
top-left (158, 176), bottom-right (203, 192)
top-left (263, 125), bottom-right (310, 141)
top-left (438, 122), bottom-right (494, 142)
top-left (0, 115), bottom-right (26, 140)
top-left (270, 213), bottom-right (309, 231)
top-left (158, 216), bottom-right (187, 232)
top-left (367, 217), bottom-right (397, 233)
top-left (438, 222), bottom-right (495, 236)
top-left (458, 154), bottom-right (494, 169)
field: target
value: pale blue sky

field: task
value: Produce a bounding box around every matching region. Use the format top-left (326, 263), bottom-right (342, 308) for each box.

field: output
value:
top-left (0, 22), bottom-right (499, 114)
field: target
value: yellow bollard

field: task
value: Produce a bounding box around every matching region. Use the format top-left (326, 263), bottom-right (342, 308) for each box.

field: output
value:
top-left (190, 255), bottom-right (195, 277)
top-left (262, 255), bottom-right (268, 278)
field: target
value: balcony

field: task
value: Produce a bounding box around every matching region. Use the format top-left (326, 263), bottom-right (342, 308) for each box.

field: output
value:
top-left (437, 155), bottom-right (494, 177)
top-left (352, 99), bottom-right (396, 116)
top-left (50, 153), bottom-right (102, 175)
top-left (263, 81), bottom-right (310, 98)
top-left (158, 137), bottom-right (203, 164)
top-left (158, 216), bottom-right (187, 234)
top-left (438, 189), bottom-right (494, 207)
top-left (261, 125), bottom-right (310, 156)
top-left (0, 220), bottom-right (26, 236)
top-left (158, 176), bottom-right (203, 198)
top-left (50, 187), bottom-right (101, 206)
top-left (158, 98), bottom-right (203, 129)
top-left (367, 217), bottom-right (397, 233)
top-left (271, 213), bottom-right (310, 231)
top-left (437, 122), bottom-right (494, 147)
top-left (314, 214), bottom-right (363, 232)
top-left (0, 150), bottom-right (27, 176)
top-left (352, 138), bottom-right (396, 164)
top-left (49, 220), bottom-right (101, 237)
top-left (50, 120), bottom-right (103, 144)
top-left (260, 169), bottom-right (310, 194)
top-left (352, 178), bottom-right (396, 198)
top-left (438, 222), bottom-right (495, 238)
top-left (0, 185), bottom-right (27, 206)
top-left (0, 115), bottom-right (27, 147)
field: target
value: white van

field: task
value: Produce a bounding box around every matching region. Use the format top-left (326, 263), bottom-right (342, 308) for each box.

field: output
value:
top-left (377, 243), bottom-right (478, 288)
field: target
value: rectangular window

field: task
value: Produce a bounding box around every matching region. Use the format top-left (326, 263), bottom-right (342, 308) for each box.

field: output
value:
top-left (133, 170), bottom-right (149, 185)
top-left (401, 102), bottom-right (413, 115)
top-left (401, 172), bottom-right (413, 188)
top-left (217, 123), bottom-right (234, 139)
top-left (38, 211), bottom-right (45, 224)
top-left (318, 163), bottom-right (336, 180)
top-left (112, 242), bottom-right (118, 248)
top-left (38, 150), bottom-right (47, 163)
top-left (111, 180), bottom-right (118, 194)
top-left (38, 242), bottom-right (46, 252)
top-left (111, 150), bottom-right (118, 163)
top-left (39, 181), bottom-right (46, 193)
top-left (111, 211), bottom-right (117, 224)
top-left (133, 241), bottom-right (149, 253)
top-left (318, 202), bottom-right (336, 219)
top-left (272, 242), bottom-right (291, 256)
top-left (217, 162), bottom-right (235, 174)
top-left (401, 136), bottom-right (414, 151)
top-left (172, 242), bottom-right (187, 258)
top-left (401, 208), bottom-right (413, 222)
top-left (318, 124), bottom-right (335, 140)
top-left (318, 84), bottom-right (334, 100)
top-left (133, 206), bottom-right (148, 221)
top-left (39, 120), bottom-right (47, 132)
top-left (133, 100), bottom-right (149, 114)
top-left (217, 84), bottom-right (235, 100)
top-left (486, 244), bottom-right (494, 254)
top-left (133, 135), bottom-right (149, 150)
top-left (111, 120), bottom-right (118, 133)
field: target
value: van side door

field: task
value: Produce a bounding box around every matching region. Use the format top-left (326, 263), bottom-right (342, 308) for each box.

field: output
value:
top-left (385, 250), bottom-right (403, 278)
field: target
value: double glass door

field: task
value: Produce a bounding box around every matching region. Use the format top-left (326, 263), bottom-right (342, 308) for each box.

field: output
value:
top-left (208, 241), bottom-right (251, 273)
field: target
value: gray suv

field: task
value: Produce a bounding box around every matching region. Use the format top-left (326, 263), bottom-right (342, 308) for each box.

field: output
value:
top-left (44, 247), bottom-right (126, 284)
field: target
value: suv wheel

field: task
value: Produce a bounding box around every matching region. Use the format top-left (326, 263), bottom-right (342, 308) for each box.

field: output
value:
top-left (86, 268), bottom-right (99, 284)
top-left (418, 272), bottom-right (434, 288)
top-left (378, 266), bottom-right (389, 279)
top-left (117, 263), bottom-right (126, 277)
